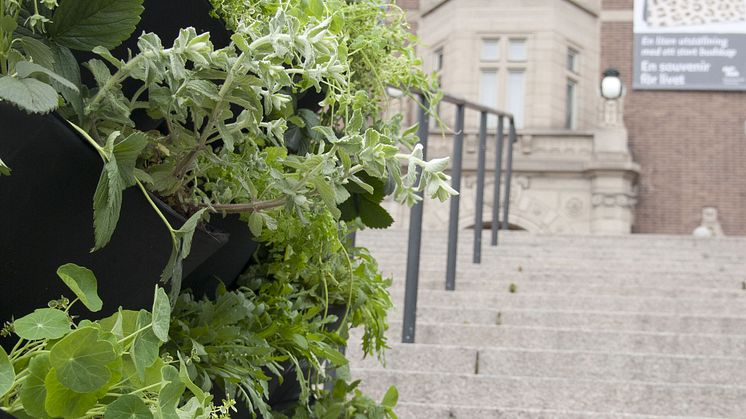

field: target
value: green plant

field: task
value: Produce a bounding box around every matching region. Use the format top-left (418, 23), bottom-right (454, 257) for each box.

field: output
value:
top-left (0, 263), bottom-right (224, 418)
top-left (0, 0), bottom-right (143, 176)
top-left (290, 379), bottom-right (398, 419)
top-left (0, 0), bottom-right (143, 116)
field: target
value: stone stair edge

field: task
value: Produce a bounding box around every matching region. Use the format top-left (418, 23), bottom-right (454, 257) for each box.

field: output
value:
top-left (347, 342), bottom-right (746, 362)
top-left (393, 402), bottom-right (726, 419)
top-left (358, 321), bottom-right (746, 339)
top-left (351, 368), bottom-right (746, 390)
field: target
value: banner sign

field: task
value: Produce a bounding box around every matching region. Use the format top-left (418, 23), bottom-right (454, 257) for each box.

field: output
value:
top-left (633, 0), bottom-right (746, 91)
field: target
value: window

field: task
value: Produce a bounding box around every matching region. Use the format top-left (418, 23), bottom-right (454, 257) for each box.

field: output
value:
top-left (480, 70), bottom-right (499, 127)
top-left (481, 39), bottom-right (500, 61)
top-left (508, 39), bottom-right (527, 62)
top-left (507, 70), bottom-right (525, 129)
top-left (565, 79), bottom-right (577, 129)
top-left (434, 48), bottom-right (444, 73)
top-left (478, 37), bottom-right (528, 129)
top-left (567, 48), bottom-right (579, 73)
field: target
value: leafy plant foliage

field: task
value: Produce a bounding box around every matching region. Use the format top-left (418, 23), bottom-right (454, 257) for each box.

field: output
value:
top-left (0, 265), bottom-right (225, 418)
top-left (1, 0), bottom-right (453, 416)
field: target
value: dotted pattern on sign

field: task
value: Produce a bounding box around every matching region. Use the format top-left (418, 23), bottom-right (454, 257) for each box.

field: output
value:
top-left (645, 0), bottom-right (746, 27)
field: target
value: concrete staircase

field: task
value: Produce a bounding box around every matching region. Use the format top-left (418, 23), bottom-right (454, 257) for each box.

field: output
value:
top-left (348, 230), bottom-right (746, 418)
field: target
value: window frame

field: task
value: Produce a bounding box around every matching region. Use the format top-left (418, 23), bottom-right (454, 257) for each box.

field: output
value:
top-left (477, 36), bottom-right (529, 129)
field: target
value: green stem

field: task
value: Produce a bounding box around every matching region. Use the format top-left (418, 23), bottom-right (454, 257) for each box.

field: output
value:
top-left (136, 180), bottom-right (177, 244)
top-left (117, 322), bottom-right (153, 345)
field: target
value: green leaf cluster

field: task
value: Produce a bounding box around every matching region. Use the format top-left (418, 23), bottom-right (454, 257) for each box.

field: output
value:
top-left (0, 265), bottom-right (222, 418)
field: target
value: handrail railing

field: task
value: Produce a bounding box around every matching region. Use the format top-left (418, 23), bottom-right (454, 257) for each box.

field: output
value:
top-left (402, 93), bottom-right (517, 344)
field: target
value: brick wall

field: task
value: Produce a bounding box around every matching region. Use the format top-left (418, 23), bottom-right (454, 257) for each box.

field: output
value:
top-left (601, 16), bottom-right (746, 234)
top-left (602, 0), bottom-right (632, 9)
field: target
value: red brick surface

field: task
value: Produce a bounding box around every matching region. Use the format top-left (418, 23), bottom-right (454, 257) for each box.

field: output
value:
top-left (602, 19), bottom-right (746, 234)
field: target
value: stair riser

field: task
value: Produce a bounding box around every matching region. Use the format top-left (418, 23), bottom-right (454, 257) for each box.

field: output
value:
top-left (387, 280), bottom-right (745, 298)
top-left (387, 291), bottom-right (746, 316)
top-left (364, 323), bottom-right (746, 357)
top-left (353, 370), bottom-right (746, 417)
top-left (349, 344), bottom-right (746, 386)
top-left (380, 271), bottom-right (746, 289)
top-left (386, 307), bottom-right (746, 334)
top-left (391, 403), bottom-right (719, 419)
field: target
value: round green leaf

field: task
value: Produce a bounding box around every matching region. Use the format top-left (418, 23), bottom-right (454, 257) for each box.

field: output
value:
top-left (14, 308), bottom-right (71, 340)
top-left (0, 345), bottom-right (14, 398)
top-left (151, 287), bottom-right (170, 342)
top-left (56, 264), bottom-right (103, 312)
top-left (130, 311), bottom-right (159, 380)
top-left (49, 327), bottom-right (116, 393)
top-left (19, 354), bottom-right (52, 419)
top-left (104, 394), bottom-right (153, 419)
top-left (44, 368), bottom-right (98, 419)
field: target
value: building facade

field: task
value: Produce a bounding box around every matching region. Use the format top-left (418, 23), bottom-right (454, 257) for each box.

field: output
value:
top-left (390, 0), bottom-right (746, 235)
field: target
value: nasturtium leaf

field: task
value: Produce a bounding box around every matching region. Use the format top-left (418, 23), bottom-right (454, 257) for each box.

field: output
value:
top-left (99, 309), bottom-right (139, 340)
top-left (49, 327), bottom-right (116, 393)
top-left (131, 311), bottom-right (159, 380)
top-left (0, 75), bottom-right (58, 114)
top-left (49, 0), bottom-right (144, 51)
top-left (20, 354), bottom-right (52, 419)
top-left (44, 368), bottom-right (98, 419)
top-left (0, 345), bottom-right (14, 398)
top-left (151, 287), bottom-right (170, 342)
top-left (56, 263), bottom-right (103, 312)
top-left (14, 308), bottom-right (71, 340)
top-left (158, 365), bottom-right (185, 419)
top-left (104, 394), bottom-right (153, 419)
top-left (92, 159), bottom-right (124, 251)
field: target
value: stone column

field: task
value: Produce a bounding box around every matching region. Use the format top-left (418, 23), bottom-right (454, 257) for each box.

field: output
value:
top-left (590, 97), bottom-right (639, 234)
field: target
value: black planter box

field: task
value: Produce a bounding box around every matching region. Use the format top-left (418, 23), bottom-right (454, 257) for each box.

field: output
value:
top-left (0, 104), bottom-right (228, 338)
top-left (183, 214), bottom-right (259, 296)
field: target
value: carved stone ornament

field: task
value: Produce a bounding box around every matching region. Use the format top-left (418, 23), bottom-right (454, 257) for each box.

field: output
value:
top-left (591, 193), bottom-right (637, 208)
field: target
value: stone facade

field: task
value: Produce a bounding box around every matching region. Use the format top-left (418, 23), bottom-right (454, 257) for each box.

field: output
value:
top-left (391, 0), bottom-right (746, 235)
top-left (600, 1), bottom-right (746, 235)
top-left (389, 0), bottom-right (640, 235)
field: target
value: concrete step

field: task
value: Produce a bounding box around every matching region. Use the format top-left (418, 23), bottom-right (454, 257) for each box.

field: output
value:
top-left (392, 402), bottom-right (728, 419)
top-left (348, 343), bottom-right (746, 385)
top-left (388, 289), bottom-right (746, 316)
top-left (363, 322), bottom-right (746, 357)
top-left (361, 245), bottom-right (746, 261)
top-left (376, 260), bottom-right (746, 275)
top-left (387, 278), bottom-right (746, 298)
top-left (352, 369), bottom-right (746, 417)
top-left (387, 306), bottom-right (746, 334)
top-left (380, 269), bottom-right (746, 289)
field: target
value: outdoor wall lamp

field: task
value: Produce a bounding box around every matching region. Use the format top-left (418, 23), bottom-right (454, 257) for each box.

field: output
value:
top-left (601, 68), bottom-right (624, 100)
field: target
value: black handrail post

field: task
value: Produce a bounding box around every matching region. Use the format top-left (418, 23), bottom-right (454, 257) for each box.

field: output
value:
top-left (445, 104), bottom-right (465, 291)
top-left (491, 116), bottom-right (505, 246)
top-left (502, 120), bottom-right (516, 232)
top-left (473, 112), bottom-right (488, 264)
top-left (402, 98), bottom-right (429, 344)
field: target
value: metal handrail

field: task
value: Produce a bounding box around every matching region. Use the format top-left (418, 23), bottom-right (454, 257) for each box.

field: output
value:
top-left (402, 93), bottom-right (517, 344)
